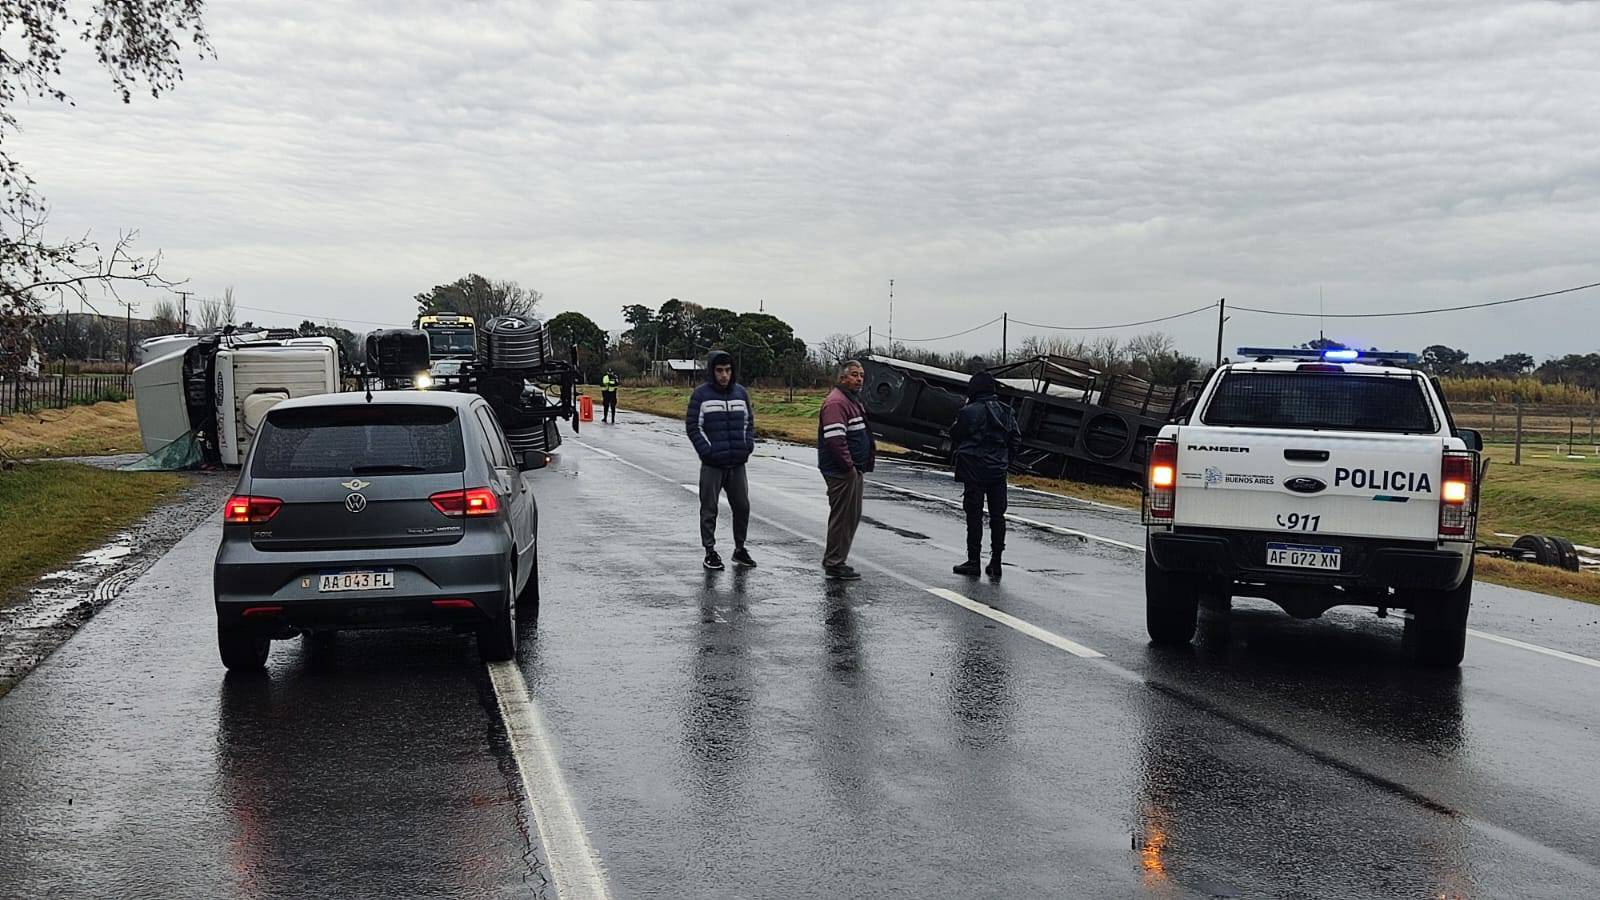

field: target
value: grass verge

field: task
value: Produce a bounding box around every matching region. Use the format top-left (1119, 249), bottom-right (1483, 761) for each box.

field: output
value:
top-left (0, 463), bottom-right (184, 607)
top-left (0, 401), bottom-right (144, 459)
top-left (614, 386), bottom-right (827, 444)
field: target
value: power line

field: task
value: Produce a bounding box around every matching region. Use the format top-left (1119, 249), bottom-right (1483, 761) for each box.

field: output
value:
top-left (896, 315), bottom-right (1005, 343)
top-left (1232, 280), bottom-right (1600, 319)
top-left (1008, 303), bottom-right (1218, 331)
top-left (230, 301), bottom-right (408, 330)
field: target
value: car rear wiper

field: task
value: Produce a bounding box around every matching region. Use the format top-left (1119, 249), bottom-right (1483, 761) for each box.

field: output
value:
top-left (350, 464), bottom-right (426, 474)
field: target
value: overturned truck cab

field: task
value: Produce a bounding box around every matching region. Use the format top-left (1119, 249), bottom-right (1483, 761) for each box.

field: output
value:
top-left (859, 354), bottom-right (1198, 482)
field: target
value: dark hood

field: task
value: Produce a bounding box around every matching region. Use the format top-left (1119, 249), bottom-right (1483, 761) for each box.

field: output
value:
top-left (966, 371), bottom-right (998, 399)
top-left (706, 350), bottom-right (736, 390)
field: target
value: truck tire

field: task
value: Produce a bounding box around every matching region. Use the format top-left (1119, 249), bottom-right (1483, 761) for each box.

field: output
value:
top-left (1407, 563), bottom-right (1472, 668)
top-left (218, 624), bottom-right (270, 672)
top-left (1145, 547), bottom-right (1199, 646)
top-left (1513, 534), bottom-right (1561, 567)
top-left (1550, 536), bottom-right (1581, 572)
top-left (477, 566), bottom-right (519, 662)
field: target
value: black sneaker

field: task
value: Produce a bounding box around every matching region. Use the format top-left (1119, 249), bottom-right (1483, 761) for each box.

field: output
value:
top-left (704, 550), bottom-right (725, 571)
top-left (732, 547), bottom-right (757, 568)
top-left (953, 560), bottom-right (981, 577)
top-left (825, 565), bottom-right (861, 581)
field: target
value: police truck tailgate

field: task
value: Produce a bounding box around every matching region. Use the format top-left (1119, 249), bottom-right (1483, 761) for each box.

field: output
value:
top-left (1172, 428), bottom-right (1445, 541)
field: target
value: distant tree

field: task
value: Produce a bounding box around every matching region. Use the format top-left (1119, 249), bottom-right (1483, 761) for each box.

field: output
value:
top-left (546, 311), bottom-right (608, 379)
top-left (1420, 344), bottom-right (1471, 376)
top-left (415, 274), bottom-right (541, 323)
top-left (198, 294), bottom-right (235, 332)
top-left (149, 298), bottom-right (181, 334)
top-left (816, 332), bottom-right (862, 365)
top-left (1, 2), bottom-right (209, 375)
top-left (1485, 353), bottom-right (1535, 378)
top-left (693, 307), bottom-right (740, 348)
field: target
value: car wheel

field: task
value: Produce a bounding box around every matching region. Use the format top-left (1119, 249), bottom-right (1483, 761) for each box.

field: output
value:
top-left (1407, 563), bottom-right (1472, 668)
top-left (477, 565), bottom-right (518, 662)
top-left (218, 624), bottom-right (271, 672)
top-left (516, 542), bottom-right (541, 623)
top-left (1145, 547), bottom-right (1199, 646)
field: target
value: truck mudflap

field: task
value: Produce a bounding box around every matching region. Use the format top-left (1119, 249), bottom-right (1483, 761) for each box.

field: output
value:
top-left (1149, 529), bottom-right (1468, 592)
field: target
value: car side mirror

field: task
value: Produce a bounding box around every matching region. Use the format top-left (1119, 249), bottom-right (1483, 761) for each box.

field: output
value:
top-left (519, 451), bottom-right (547, 472)
top-left (1456, 428), bottom-right (1483, 452)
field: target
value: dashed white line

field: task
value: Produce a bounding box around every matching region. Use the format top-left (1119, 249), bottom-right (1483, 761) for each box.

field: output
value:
top-left (926, 588), bottom-right (1105, 658)
top-left (1465, 629), bottom-right (1600, 669)
top-left (487, 660), bottom-right (612, 900)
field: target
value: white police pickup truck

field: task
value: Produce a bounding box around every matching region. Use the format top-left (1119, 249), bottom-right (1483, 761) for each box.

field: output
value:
top-left (1142, 348), bottom-right (1484, 666)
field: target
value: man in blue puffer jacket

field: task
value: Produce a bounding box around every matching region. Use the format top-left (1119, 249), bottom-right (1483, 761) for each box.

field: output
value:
top-left (686, 350), bottom-right (757, 570)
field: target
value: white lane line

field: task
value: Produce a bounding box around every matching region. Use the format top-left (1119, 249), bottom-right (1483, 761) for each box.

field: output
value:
top-left (1017, 485), bottom-right (1134, 513)
top-left (592, 440), bottom-right (1600, 673)
top-left (573, 439), bottom-right (1106, 663)
top-left (1465, 629), bottom-right (1600, 669)
top-left (927, 588), bottom-right (1104, 658)
top-left (762, 455), bottom-right (1143, 551)
top-left (486, 660), bottom-right (612, 900)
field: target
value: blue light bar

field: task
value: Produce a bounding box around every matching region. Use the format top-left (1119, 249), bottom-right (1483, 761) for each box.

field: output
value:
top-left (1235, 347), bottom-right (1419, 364)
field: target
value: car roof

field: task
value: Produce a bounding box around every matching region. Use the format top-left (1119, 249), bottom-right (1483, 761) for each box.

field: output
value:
top-left (268, 390), bottom-right (481, 412)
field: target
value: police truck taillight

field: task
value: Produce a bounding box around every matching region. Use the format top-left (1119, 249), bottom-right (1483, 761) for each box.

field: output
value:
top-left (1143, 439), bottom-right (1178, 524)
top-left (1438, 451), bottom-right (1477, 541)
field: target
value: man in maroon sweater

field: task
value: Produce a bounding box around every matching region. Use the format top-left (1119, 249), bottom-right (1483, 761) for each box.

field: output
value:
top-left (816, 360), bottom-right (876, 580)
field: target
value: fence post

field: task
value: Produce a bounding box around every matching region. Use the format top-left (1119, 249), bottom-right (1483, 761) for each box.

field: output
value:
top-left (1590, 407), bottom-right (1595, 446)
top-left (1514, 402), bottom-right (1523, 466)
top-left (1490, 400), bottom-right (1498, 444)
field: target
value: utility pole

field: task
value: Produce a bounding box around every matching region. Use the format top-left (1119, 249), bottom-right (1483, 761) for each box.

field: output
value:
top-left (1215, 298), bottom-right (1227, 369)
top-left (176, 290), bottom-right (193, 333)
top-left (867, 326), bottom-right (872, 357)
top-left (1002, 312), bottom-right (1008, 364)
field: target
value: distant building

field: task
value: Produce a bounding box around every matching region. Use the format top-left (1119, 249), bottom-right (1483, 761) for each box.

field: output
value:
top-left (653, 359), bottom-right (701, 383)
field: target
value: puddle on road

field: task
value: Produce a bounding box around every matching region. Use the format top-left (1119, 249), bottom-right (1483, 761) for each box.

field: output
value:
top-left (80, 544), bottom-right (134, 566)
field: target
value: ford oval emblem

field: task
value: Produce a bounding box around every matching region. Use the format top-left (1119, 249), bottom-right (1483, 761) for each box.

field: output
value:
top-left (1285, 477), bottom-right (1326, 495)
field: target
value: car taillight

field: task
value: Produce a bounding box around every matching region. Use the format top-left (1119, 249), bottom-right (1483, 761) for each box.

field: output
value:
top-left (429, 487), bottom-right (500, 518)
top-left (1438, 451), bottom-right (1476, 540)
top-left (224, 495), bottom-right (282, 524)
top-left (1144, 439), bottom-right (1178, 523)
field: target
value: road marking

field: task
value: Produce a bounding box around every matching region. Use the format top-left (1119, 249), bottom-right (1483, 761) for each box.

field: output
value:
top-left (486, 660), bottom-right (612, 900)
top-left (590, 440), bottom-right (1600, 672)
top-left (574, 439), bottom-right (1104, 662)
top-left (1465, 629), bottom-right (1600, 669)
top-left (927, 588), bottom-right (1104, 657)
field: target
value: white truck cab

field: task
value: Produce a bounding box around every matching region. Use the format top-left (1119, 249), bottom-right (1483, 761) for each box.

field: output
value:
top-left (1142, 348), bottom-right (1483, 666)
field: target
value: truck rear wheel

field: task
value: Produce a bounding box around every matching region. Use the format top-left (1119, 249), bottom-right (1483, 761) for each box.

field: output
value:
top-left (1145, 547), bottom-right (1200, 646)
top-left (1407, 563), bottom-right (1472, 667)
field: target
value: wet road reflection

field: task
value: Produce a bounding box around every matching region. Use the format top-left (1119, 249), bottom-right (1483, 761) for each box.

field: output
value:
top-left (214, 632), bottom-right (532, 899)
top-left (680, 570), bottom-right (757, 813)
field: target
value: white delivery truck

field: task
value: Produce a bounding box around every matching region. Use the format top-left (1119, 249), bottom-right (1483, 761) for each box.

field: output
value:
top-left (1142, 348), bottom-right (1483, 666)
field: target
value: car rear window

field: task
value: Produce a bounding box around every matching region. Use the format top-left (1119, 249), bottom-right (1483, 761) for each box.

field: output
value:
top-left (251, 405), bottom-right (466, 478)
top-left (1202, 371), bottom-right (1438, 433)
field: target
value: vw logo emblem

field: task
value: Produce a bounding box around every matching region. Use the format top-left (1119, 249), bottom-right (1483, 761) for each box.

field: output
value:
top-left (344, 493), bottom-right (368, 513)
top-left (1285, 477), bottom-right (1326, 494)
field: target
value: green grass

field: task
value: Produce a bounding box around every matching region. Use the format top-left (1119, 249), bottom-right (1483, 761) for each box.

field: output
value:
top-left (0, 463), bottom-right (184, 606)
top-left (0, 400), bottom-right (144, 459)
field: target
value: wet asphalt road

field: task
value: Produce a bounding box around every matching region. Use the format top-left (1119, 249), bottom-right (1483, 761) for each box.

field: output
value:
top-left (3, 409), bottom-right (1600, 898)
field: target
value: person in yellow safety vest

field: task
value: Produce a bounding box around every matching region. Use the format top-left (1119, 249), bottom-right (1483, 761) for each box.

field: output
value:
top-left (601, 371), bottom-right (620, 423)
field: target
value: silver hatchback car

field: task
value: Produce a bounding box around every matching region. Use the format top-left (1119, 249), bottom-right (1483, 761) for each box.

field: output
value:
top-left (213, 391), bottom-right (543, 671)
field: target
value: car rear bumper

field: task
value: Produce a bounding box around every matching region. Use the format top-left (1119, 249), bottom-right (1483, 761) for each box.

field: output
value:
top-left (214, 535), bottom-right (510, 631)
top-left (1148, 528), bottom-right (1471, 592)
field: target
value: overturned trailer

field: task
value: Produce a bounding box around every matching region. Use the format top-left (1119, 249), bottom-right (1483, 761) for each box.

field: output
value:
top-left (860, 354), bottom-right (1199, 482)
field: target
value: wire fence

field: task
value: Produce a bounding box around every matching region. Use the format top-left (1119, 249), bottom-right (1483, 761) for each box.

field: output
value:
top-left (0, 374), bottom-right (132, 418)
top-left (1452, 401), bottom-right (1600, 451)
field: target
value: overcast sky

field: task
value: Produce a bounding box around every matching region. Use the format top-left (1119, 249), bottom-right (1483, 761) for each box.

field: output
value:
top-left (15, 0), bottom-right (1600, 362)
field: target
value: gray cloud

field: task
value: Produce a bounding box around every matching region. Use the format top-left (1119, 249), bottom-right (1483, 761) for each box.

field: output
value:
top-left (13, 0), bottom-right (1600, 359)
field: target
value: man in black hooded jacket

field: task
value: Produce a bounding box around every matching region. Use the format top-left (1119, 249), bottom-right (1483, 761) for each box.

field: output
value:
top-left (949, 371), bottom-right (1021, 578)
top-left (685, 350), bottom-right (757, 570)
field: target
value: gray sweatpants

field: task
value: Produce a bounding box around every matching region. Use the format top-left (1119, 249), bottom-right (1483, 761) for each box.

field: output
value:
top-left (699, 463), bottom-right (750, 550)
